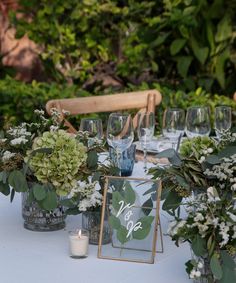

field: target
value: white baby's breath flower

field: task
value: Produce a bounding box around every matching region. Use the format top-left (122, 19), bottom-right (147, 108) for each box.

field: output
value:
top-left (219, 222), bottom-right (230, 247)
top-left (199, 156), bottom-right (205, 163)
top-left (231, 184), bottom-right (236, 191)
top-left (190, 269), bottom-right (201, 279)
top-left (10, 137), bottom-right (28, 145)
top-left (194, 213), bottom-right (204, 222)
top-left (50, 125), bottom-right (59, 132)
top-left (207, 148), bottom-right (213, 154)
top-left (197, 262), bottom-right (203, 269)
top-left (227, 211), bottom-right (236, 222)
top-left (195, 271), bottom-right (201, 278)
top-left (2, 151), bottom-right (16, 161)
top-left (78, 199), bottom-right (92, 211)
top-left (34, 109), bottom-right (45, 115)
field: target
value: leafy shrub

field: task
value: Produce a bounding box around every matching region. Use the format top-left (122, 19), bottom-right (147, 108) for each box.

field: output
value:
top-left (10, 0), bottom-right (236, 93)
top-left (0, 77), bottom-right (84, 128)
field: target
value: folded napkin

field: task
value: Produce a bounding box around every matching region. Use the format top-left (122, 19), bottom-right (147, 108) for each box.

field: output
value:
top-left (135, 151), bottom-right (169, 166)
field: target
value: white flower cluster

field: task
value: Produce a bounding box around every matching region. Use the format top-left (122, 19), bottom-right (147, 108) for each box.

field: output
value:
top-left (204, 154), bottom-right (236, 189)
top-left (7, 123), bottom-right (31, 146)
top-left (69, 180), bottom-right (103, 211)
top-left (198, 148), bottom-right (214, 163)
top-left (2, 151), bottom-right (16, 162)
top-left (207, 187), bottom-right (220, 203)
top-left (168, 188), bottom-right (235, 245)
top-left (189, 260), bottom-right (203, 279)
top-left (34, 109), bottom-right (49, 125)
top-left (167, 220), bottom-right (186, 236)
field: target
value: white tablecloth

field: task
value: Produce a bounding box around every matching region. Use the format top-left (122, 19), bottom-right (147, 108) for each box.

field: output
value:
top-left (0, 161), bottom-right (191, 283)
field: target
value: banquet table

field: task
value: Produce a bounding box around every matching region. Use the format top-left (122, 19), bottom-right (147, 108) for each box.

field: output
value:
top-left (0, 160), bottom-right (192, 283)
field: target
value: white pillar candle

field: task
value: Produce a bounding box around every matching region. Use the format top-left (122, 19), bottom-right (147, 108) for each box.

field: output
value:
top-left (69, 229), bottom-right (89, 258)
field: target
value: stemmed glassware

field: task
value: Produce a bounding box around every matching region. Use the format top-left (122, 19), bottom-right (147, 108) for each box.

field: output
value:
top-left (214, 106), bottom-right (231, 139)
top-left (162, 108), bottom-right (185, 149)
top-left (137, 112), bottom-right (155, 171)
top-left (80, 118), bottom-right (103, 147)
top-left (185, 106), bottom-right (211, 138)
top-left (106, 113), bottom-right (134, 173)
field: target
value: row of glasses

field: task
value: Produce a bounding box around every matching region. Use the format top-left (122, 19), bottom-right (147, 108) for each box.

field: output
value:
top-left (162, 106), bottom-right (232, 140)
top-left (80, 113), bottom-right (155, 174)
top-left (107, 112), bottom-right (155, 172)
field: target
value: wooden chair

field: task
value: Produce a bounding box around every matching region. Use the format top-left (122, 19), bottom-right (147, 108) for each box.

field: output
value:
top-left (46, 89), bottom-right (162, 134)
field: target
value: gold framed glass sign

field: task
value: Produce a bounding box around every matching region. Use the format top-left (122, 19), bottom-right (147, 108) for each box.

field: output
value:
top-left (97, 176), bottom-right (162, 264)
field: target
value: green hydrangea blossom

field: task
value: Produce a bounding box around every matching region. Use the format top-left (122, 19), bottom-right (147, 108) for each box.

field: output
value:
top-left (27, 130), bottom-right (87, 196)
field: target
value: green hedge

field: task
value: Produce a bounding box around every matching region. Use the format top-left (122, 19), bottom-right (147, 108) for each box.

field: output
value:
top-left (11, 0), bottom-right (236, 93)
top-left (0, 77), bottom-right (86, 128)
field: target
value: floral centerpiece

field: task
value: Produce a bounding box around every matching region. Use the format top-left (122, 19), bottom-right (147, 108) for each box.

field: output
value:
top-left (0, 110), bottom-right (115, 232)
top-left (152, 134), bottom-right (236, 283)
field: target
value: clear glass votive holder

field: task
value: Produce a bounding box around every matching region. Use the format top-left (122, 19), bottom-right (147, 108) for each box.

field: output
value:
top-left (68, 229), bottom-right (89, 259)
top-left (109, 144), bottom-right (136, 176)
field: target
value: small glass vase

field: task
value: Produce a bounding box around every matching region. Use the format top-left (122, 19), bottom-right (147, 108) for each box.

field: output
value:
top-left (22, 191), bottom-right (66, 232)
top-left (82, 210), bottom-right (111, 245)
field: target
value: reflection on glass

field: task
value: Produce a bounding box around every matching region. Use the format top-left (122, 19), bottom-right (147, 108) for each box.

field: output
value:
top-left (214, 106), bottom-right (231, 139)
top-left (137, 112), bottom-right (155, 171)
top-left (106, 113), bottom-right (134, 173)
top-left (80, 118), bottom-right (103, 146)
top-left (162, 108), bottom-right (185, 148)
top-left (185, 106), bottom-right (211, 138)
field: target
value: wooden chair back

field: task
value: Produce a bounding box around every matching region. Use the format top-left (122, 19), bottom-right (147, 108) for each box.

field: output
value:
top-left (46, 89), bottom-right (162, 134)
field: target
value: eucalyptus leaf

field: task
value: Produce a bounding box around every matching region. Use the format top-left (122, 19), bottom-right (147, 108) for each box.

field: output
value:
top-left (60, 198), bottom-right (75, 208)
top-left (109, 215), bottom-right (121, 230)
top-left (162, 190), bottom-right (182, 211)
top-left (112, 191), bottom-right (124, 212)
top-left (40, 191), bottom-right (57, 211)
top-left (219, 252), bottom-right (236, 283)
top-left (0, 171), bottom-right (7, 183)
top-left (132, 216), bottom-right (154, 240)
top-left (32, 184), bottom-right (47, 201)
top-left (117, 225), bottom-right (129, 244)
top-left (156, 148), bottom-right (176, 158)
top-left (205, 154), bottom-right (220, 165)
top-left (218, 146), bottom-right (236, 159)
top-left (220, 250), bottom-right (236, 270)
top-left (210, 253), bottom-right (223, 280)
top-left (0, 181), bottom-right (10, 196)
top-left (66, 207), bottom-right (80, 215)
top-left (124, 182), bottom-right (135, 205)
top-left (191, 235), bottom-right (207, 257)
top-left (8, 170), bottom-right (28, 192)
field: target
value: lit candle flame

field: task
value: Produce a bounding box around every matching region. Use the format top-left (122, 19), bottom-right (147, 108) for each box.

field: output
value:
top-left (78, 229), bottom-right (82, 238)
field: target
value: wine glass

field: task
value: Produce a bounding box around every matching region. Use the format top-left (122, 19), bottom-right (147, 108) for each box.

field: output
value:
top-left (137, 112), bottom-right (155, 171)
top-left (79, 118), bottom-right (103, 147)
top-left (162, 108), bottom-right (185, 149)
top-left (106, 113), bottom-right (134, 173)
top-left (185, 106), bottom-right (211, 138)
top-left (214, 106), bottom-right (232, 139)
